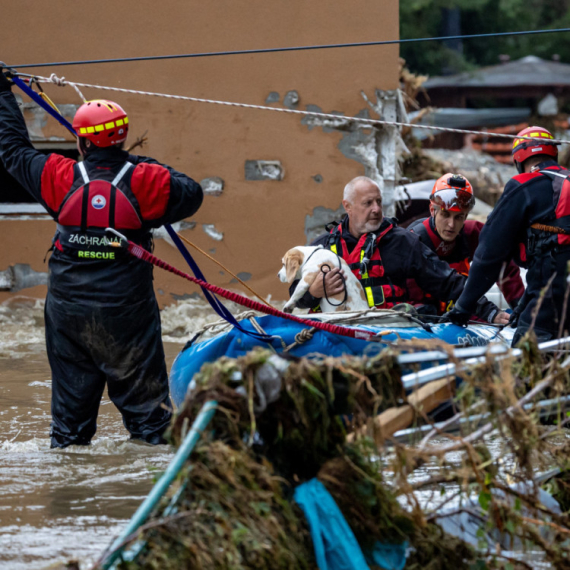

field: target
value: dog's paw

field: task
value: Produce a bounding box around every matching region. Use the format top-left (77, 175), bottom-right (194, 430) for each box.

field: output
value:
top-left (282, 303), bottom-right (294, 314)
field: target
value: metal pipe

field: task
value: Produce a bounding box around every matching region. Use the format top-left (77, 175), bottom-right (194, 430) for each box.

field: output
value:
top-left (100, 400), bottom-right (218, 569)
top-left (392, 394), bottom-right (570, 441)
top-left (401, 336), bottom-right (570, 390)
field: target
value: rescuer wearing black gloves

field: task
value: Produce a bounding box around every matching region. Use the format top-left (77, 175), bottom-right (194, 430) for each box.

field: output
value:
top-left (445, 126), bottom-right (570, 345)
top-left (0, 70), bottom-right (203, 447)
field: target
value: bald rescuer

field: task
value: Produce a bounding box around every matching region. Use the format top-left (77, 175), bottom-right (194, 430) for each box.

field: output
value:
top-left (290, 175), bottom-right (503, 319)
top-left (445, 126), bottom-right (570, 344)
top-left (0, 71), bottom-right (203, 447)
top-left (408, 173), bottom-right (521, 324)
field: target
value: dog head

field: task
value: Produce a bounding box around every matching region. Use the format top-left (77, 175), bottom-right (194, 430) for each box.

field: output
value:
top-left (278, 248), bottom-right (305, 283)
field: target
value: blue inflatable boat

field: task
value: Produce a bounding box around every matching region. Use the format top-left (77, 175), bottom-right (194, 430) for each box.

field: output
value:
top-left (170, 310), bottom-right (509, 406)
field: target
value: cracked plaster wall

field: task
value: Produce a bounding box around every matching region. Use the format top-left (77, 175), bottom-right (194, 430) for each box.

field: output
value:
top-left (3, 0), bottom-right (400, 304)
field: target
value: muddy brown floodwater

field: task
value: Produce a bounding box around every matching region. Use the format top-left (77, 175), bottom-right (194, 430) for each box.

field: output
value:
top-left (0, 297), bottom-right (209, 570)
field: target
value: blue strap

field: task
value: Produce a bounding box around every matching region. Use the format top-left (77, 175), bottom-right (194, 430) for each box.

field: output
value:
top-left (11, 75), bottom-right (273, 343)
top-left (11, 76), bottom-right (76, 134)
top-left (164, 226), bottom-right (273, 342)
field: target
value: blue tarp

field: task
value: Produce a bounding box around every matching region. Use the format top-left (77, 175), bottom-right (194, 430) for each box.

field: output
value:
top-left (170, 315), bottom-right (485, 406)
top-left (294, 478), bottom-right (408, 570)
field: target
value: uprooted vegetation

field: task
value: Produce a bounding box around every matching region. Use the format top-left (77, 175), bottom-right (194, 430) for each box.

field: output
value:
top-left (104, 335), bottom-right (570, 569)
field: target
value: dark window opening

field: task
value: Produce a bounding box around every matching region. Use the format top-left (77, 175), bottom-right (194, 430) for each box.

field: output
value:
top-left (0, 146), bottom-right (79, 203)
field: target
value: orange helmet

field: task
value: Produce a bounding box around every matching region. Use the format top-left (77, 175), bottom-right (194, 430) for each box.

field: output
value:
top-left (430, 173), bottom-right (475, 212)
top-left (72, 100), bottom-right (129, 148)
top-left (512, 126), bottom-right (558, 167)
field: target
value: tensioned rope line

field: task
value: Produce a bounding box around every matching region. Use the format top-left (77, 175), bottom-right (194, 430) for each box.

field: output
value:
top-left (28, 73), bottom-right (570, 145)
top-left (9, 27), bottom-right (570, 69)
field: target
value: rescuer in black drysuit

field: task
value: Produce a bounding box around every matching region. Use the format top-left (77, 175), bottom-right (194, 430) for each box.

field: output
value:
top-left (445, 126), bottom-right (570, 346)
top-left (0, 71), bottom-right (203, 448)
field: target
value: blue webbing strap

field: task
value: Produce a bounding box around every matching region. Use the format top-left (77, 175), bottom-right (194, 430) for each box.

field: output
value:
top-left (11, 76), bottom-right (76, 133)
top-left (164, 226), bottom-right (274, 342)
top-left (12, 74), bottom-right (273, 343)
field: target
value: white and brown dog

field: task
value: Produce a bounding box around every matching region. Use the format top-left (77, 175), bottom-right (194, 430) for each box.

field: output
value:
top-left (278, 246), bottom-right (369, 313)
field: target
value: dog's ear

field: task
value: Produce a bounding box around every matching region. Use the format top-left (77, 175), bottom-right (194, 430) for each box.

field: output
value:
top-left (285, 249), bottom-right (304, 283)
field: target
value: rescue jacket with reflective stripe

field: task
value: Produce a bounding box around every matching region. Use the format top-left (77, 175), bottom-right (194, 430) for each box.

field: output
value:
top-left (326, 222), bottom-right (407, 308)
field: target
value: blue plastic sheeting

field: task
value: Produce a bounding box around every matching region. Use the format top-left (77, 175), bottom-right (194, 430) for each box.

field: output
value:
top-left (294, 478), bottom-right (407, 570)
top-left (170, 314), bottom-right (485, 406)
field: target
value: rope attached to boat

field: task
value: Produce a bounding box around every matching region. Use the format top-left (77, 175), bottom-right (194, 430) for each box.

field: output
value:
top-left (120, 237), bottom-right (377, 341)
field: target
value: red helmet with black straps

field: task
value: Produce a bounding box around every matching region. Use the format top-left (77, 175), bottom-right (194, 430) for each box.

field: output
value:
top-left (72, 100), bottom-right (129, 148)
top-left (512, 126), bottom-right (558, 167)
top-left (430, 173), bottom-right (475, 213)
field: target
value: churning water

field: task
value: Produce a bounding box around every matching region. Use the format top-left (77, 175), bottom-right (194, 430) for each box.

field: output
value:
top-left (0, 295), bottom-right (241, 570)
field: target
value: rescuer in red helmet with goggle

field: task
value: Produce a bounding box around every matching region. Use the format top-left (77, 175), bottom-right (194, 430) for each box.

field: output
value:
top-left (444, 125), bottom-right (570, 345)
top-left (408, 174), bottom-right (523, 324)
top-left (0, 71), bottom-right (203, 448)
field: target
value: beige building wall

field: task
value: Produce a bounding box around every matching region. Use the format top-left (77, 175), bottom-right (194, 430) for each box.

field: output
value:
top-left (0, 0), bottom-right (399, 307)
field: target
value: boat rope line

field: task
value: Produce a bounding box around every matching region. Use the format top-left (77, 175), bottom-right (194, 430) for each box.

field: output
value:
top-left (15, 73), bottom-right (570, 146)
top-left (8, 27), bottom-right (570, 69)
top-left (113, 233), bottom-right (377, 341)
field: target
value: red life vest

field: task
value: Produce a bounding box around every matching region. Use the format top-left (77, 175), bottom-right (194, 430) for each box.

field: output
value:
top-left (408, 218), bottom-right (470, 314)
top-left (420, 218), bottom-right (471, 276)
top-left (325, 223), bottom-right (407, 309)
top-left (529, 167), bottom-right (570, 248)
top-left (55, 162), bottom-right (148, 260)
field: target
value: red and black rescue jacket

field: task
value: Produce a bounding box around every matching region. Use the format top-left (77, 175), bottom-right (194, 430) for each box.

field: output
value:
top-left (291, 217), bottom-right (467, 311)
top-left (408, 217), bottom-right (524, 315)
top-left (454, 160), bottom-right (569, 324)
top-left (0, 90), bottom-right (203, 306)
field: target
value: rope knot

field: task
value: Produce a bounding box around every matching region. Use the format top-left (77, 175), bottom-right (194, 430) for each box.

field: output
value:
top-left (49, 73), bottom-right (67, 87)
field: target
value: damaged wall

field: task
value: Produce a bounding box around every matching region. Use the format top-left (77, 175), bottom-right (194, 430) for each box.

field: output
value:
top-left (1, 0), bottom-right (400, 305)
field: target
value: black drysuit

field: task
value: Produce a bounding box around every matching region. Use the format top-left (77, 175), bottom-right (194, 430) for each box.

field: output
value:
top-left (0, 88), bottom-right (203, 447)
top-left (291, 217), bottom-right (469, 310)
top-left (455, 160), bottom-right (570, 344)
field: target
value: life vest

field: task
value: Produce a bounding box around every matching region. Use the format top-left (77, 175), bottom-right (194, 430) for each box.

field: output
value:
top-left (323, 223), bottom-right (407, 309)
top-left (54, 161), bottom-right (149, 260)
top-left (410, 218), bottom-right (470, 314)
top-left (526, 167), bottom-right (570, 257)
top-left (419, 218), bottom-right (471, 276)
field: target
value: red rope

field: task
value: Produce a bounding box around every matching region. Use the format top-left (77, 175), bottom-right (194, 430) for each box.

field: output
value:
top-left (127, 242), bottom-right (376, 341)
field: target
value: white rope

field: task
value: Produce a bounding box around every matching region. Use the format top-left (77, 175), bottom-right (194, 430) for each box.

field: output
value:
top-left (35, 73), bottom-right (570, 145)
top-left (48, 73), bottom-right (87, 102)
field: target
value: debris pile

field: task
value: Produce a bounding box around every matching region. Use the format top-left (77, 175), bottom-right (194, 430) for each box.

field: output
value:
top-left (109, 336), bottom-right (570, 569)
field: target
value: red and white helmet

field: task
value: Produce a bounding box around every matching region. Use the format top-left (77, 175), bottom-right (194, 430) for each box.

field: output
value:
top-left (512, 126), bottom-right (558, 166)
top-left (430, 173), bottom-right (475, 213)
top-left (72, 100), bottom-right (129, 147)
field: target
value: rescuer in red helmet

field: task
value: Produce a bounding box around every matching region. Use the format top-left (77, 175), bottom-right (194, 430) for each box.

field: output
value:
top-left (0, 71), bottom-right (203, 447)
top-left (444, 125), bottom-right (570, 345)
top-left (408, 173), bottom-right (523, 323)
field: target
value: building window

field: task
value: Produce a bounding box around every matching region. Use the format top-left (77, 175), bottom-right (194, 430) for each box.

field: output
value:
top-left (0, 142), bottom-right (79, 215)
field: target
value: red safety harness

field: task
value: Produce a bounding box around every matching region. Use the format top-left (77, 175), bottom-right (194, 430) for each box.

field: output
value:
top-left (326, 223), bottom-right (407, 309)
top-left (54, 162), bottom-right (148, 259)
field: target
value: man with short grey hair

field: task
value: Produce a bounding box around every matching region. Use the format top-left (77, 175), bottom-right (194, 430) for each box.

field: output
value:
top-left (290, 175), bottom-right (501, 318)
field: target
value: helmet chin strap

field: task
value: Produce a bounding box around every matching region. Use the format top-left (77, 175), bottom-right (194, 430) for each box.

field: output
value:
top-left (515, 160), bottom-right (524, 174)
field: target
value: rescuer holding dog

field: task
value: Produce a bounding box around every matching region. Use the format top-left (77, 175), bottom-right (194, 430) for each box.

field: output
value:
top-left (0, 70), bottom-right (203, 448)
top-left (291, 175), bottom-right (504, 322)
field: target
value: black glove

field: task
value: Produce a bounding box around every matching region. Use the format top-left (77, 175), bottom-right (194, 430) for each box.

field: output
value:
top-left (0, 68), bottom-right (13, 92)
top-left (441, 304), bottom-right (471, 327)
top-left (508, 306), bottom-right (522, 328)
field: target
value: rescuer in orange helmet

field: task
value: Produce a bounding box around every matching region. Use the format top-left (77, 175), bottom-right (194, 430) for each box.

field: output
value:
top-left (0, 71), bottom-right (204, 447)
top-left (444, 125), bottom-right (570, 345)
top-left (408, 174), bottom-right (522, 324)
